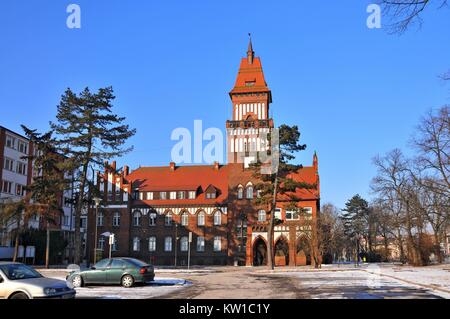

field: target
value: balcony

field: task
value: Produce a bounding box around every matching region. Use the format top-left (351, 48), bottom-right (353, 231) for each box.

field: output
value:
top-left (226, 119), bottom-right (272, 129)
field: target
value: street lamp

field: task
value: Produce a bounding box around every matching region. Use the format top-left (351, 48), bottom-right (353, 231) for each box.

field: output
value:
top-left (93, 197), bottom-right (102, 264)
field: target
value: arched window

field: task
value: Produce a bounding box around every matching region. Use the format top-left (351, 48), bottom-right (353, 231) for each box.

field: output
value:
top-left (165, 211), bottom-right (173, 226)
top-left (97, 211), bottom-right (104, 227)
top-left (258, 210), bottom-right (267, 222)
top-left (237, 185), bottom-right (244, 199)
top-left (213, 211), bottom-right (222, 226)
top-left (181, 212), bottom-right (189, 226)
top-left (149, 213), bottom-right (157, 226)
top-left (180, 236), bottom-right (189, 252)
top-left (197, 236), bottom-right (205, 252)
top-left (113, 212), bottom-right (120, 227)
top-left (132, 211), bottom-right (141, 226)
top-left (133, 237), bottom-right (140, 252)
top-left (164, 236), bottom-right (172, 252)
top-left (197, 211), bottom-right (205, 226)
top-left (148, 237), bottom-right (156, 252)
top-left (246, 184), bottom-right (254, 199)
top-left (214, 236), bottom-right (222, 252)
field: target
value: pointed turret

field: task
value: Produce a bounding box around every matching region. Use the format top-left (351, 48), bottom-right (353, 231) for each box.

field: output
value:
top-left (247, 33), bottom-right (255, 64)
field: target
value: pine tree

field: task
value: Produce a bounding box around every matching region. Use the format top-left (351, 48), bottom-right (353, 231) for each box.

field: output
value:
top-left (250, 124), bottom-right (316, 269)
top-left (50, 87), bottom-right (136, 264)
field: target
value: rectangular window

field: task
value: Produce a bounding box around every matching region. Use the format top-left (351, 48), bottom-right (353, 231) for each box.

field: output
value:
top-left (16, 162), bottom-right (27, 175)
top-left (18, 141), bottom-right (28, 154)
top-left (146, 192), bottom-right (153, 200)
top-left (197, 236), bottom-right (205, 252)
top-left (188, 191), bottom-right (196, 199)
top-left (64, 197), bottom-right (72, 208)
top-left (63, 215), bottom-right (70, 227)
top-left (3, 158), bottom-right (14, 171)
top-left (274, 208), bottom-right (282, 220)
top-left (178, 191), bottom-right (185, 199)
top-left (169, 192), bottom-right (176, 200)
top-left (214, 236), bottom-right (222, 252)
top-left (160, 192), bottom-right (167, 200)
top-left (286, 210), bottom-right (299, 220)
top-left (15, 184), bottom-right (26, 196)
top-left (5, 135), bottom-right (15, 149)
top-left (1, 180), bottom-right (12, 194)
top-left (303, 207), bottom-right (313, 220)
top-left (107, 191), bottom-right (113, 202)
top-left (206, 192), bottom-right (216, 199)
top-left (139, 192), bottom-right (144, 200)
top-left (164, 237), bottom-right (172, 252)
top-left (113, 212), bottom-right (121, 227)
top-left (80, 217), bottom-right (87, 229)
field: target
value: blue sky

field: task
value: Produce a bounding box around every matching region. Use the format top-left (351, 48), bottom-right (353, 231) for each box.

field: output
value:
top-left (0, 1), bottom-right (449, 209)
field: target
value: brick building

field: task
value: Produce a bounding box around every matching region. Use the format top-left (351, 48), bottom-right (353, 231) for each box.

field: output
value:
top-left (88, 40), bottom-right (320, 267)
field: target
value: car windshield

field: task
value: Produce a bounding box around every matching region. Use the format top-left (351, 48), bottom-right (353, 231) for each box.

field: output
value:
top-left (0, 264), bottom-right (43, 280)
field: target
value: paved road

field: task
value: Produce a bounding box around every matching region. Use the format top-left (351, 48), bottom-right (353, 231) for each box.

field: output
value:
top-left (162, 267), bottom-right (443, 299)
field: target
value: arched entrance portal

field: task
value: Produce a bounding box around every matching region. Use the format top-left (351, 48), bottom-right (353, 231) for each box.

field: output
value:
top-left (253, 237), bottom-right (267, 266)
top-left (296, 237), bottom-right (311, 266)
top-left (274, 237), bottom-right (289, 266)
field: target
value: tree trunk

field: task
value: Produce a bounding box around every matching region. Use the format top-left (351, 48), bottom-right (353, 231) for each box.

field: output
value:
top-left (74, 160), bottom-right (89, 265)
top-left (13, 232), bottom-right (19, 262)
top-left (45, 222), bottom-right (50, 268)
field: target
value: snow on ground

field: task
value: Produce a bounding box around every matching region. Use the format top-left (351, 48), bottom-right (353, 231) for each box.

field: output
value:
top-left (74, 278), bottom-right (190, 299)
top-left (363, 264), bottom-right (450, 298)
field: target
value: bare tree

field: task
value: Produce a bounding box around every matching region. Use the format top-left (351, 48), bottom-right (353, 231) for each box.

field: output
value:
top-left (412, 106), bottom-right (450, 197)
top-left (381, 0), bottom-right (448, 34)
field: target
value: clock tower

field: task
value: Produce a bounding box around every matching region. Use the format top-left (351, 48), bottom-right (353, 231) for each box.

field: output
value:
top-left (226, 37), bottom-right (274, 167)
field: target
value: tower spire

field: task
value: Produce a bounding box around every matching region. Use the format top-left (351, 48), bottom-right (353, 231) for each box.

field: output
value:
top-left (247, 33), bottom-right (254, 64)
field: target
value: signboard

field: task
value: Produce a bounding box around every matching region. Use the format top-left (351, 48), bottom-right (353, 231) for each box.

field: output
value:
top-left (109, 234), bottom-right (115, 245)
top-left (188, 232), bottom-right (192, 243)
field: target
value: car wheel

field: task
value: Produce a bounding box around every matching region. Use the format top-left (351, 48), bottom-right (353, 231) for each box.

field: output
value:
top-left (10, 292), bottom-right (29, 299)
top-left (72, 275), bottom-right (84, 288)
top-left (121, 275), bottom-right (134, 288)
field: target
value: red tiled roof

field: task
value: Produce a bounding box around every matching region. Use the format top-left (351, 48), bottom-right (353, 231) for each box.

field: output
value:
top-left (229, 57), bottom-right (272, 97)
top-left (126, 165), bottom-right (229, 205)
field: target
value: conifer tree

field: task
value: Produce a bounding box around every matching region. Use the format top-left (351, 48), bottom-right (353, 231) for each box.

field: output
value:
top-left (50, 87), bottom-right (136, 264)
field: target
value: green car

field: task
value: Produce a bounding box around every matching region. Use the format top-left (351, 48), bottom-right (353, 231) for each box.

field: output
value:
top-left (67, 258), bottom-right (155, 288)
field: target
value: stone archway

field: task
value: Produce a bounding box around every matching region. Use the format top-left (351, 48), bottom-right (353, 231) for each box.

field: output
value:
top-left (296, 236), bottom-right (311, 266)
top-left (274, 236), bottom-right (289, 266)
top-left (253, 237), bottom-right (267, 266)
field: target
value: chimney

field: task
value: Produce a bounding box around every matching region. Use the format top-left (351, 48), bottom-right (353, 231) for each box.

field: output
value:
top-left (104, 161), bottom-right (109, 172)
top-left (214, 161), bottom-right (220, 170)
top-left (123, 165), bottom-right (129, 177)
top-left (169, 162), bottom-right (176, 171)
top-left (111, 161), bottom-right (117, 171)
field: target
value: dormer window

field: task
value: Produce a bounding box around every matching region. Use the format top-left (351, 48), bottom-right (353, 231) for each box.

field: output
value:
top-left (178, 191), bottom-right (185, 199)
top-left (188, 191), bottom-right (196, 199)
top-left (205, 185), bottom-right (217, 199)
top-left (245, 81), bottom-right (256, 87)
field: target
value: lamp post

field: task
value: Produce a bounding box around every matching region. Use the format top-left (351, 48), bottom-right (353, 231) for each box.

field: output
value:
top-left (93, 197), bottom-right (101, 264)
top-left (174, 223), bottom-right (178, 268)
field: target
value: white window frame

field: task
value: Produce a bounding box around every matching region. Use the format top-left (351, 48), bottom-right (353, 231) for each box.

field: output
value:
top-left (181, 212), bottom-right (189, 226)
top-left (133, 237), bottom-right (140, 252)
top-left (213, 211), bottom-right (222, 226)
top-left (188, 191), bottom-right (196, 199)
top-left (113, 212), bottom-right (120, 227)
top-left (170, 191), bottom-right (176, 200)
top-left (133, 211), bottom-right (141, 226)
top-left (180, 236), bottom-right (188, 252)
top-left (258, 210), bottom-right (267, 222)
top-left (149, 213), bottom-right (157, 226)
top-left (197, 211), bottom-right (205, 226)
top-left (197, 236), bottom-right (205, 252)
top-left (164, 236), bottom-right (173, 252)
top-left (97, 211), bottom-right (104, 226)
top-left (214, 236), bottom-right (222, 252)
top-left (148, 237), bottom-right (156, 252)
